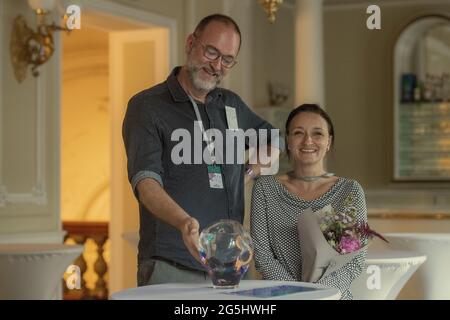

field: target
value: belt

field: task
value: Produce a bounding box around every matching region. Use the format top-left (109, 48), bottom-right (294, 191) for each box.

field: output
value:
top-left (152, 256), bottom-right (204, 273)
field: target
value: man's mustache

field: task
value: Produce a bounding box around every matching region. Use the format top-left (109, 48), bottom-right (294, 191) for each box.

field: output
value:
top-left (203, 66), bottom-right (223, 78)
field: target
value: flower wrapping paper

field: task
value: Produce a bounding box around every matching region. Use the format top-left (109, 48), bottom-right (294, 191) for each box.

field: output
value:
top-left (297, 205), bottom-right (367, 283)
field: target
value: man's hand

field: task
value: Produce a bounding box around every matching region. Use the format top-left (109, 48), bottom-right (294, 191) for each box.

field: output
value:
top-left (246, 144), bottom-right (281, 182)
top-left (244, 144), bottom-right (281, 185)
top-left (244, 164), bottom-right (260, 185)
top-left (180, 216), bottom-right (202, 263)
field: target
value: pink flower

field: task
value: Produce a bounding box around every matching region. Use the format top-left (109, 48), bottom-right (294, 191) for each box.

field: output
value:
top-left (338, 236), bottom-right (361, 254)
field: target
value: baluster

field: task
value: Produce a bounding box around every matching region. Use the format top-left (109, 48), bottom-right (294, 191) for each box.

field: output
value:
top-left (91, 234), bottom-right (108, 299)
top-left (62, 221), bottom-right (109, 300)
top-left (71, 234), bottom-right (88, 299)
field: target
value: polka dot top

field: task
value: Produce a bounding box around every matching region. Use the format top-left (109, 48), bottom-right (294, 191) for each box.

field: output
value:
top-left (250, 175), bottom-right (368, 300)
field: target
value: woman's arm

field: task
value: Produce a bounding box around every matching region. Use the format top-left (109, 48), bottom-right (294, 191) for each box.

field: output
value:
top-left (250, 179), bottom-right (296, 281)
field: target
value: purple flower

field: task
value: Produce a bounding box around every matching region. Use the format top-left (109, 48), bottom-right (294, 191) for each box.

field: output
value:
top-left (338, 236), bottom-right (361, 254)
top-left (357, 223), bottom-right (389, 243)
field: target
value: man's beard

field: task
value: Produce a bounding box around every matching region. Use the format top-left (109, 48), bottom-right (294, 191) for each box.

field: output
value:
top-left (187, 60), bottom-right (223, 93)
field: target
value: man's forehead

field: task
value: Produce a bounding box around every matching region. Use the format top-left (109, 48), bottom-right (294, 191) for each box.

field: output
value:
top-left (197, 21), bottom-right (239, 41)
top-left (197, 22), bottom-right (240, 54)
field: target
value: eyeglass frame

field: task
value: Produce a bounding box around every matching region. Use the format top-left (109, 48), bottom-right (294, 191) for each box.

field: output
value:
top-left (192, 34), bottom-right (238, 69)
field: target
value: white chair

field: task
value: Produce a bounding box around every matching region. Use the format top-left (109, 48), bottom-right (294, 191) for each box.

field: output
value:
top-left (385, 233), bottom-right (450, 299)
top-left (351, 249), bottom-right (426, 300)
top-left (0, 243), bottom-right (84, 299)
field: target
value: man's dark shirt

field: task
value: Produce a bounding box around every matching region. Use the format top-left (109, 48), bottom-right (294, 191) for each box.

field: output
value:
top-left (122, 67), bottom-right (278, 270)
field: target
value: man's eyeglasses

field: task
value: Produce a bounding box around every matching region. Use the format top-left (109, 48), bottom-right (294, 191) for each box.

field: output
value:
top-left (194, 36), bottom-right (237, 69)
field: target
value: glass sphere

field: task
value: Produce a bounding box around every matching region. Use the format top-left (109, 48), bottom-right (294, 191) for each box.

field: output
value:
top-left (198, 219), bottom-right (253, 289)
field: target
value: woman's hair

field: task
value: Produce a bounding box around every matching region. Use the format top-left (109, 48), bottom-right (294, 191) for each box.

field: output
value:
top-left (285, 104), bottom-right (335, 158)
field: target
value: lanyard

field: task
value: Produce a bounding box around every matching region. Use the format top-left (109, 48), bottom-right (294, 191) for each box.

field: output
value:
top-left (188, 95), bottom-right (217, 164)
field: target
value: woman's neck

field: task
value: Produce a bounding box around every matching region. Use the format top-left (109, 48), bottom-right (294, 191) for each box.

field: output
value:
top-left (287, 165), bottom-right (331, 191)
top-left (292, 165), bottom-right (326, 179)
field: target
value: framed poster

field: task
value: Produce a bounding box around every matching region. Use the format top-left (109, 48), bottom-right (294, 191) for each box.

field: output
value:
top-left (393, 15), bottom-right (450, 181)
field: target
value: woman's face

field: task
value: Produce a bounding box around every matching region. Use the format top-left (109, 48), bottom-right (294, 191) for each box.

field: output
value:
top-left (287, 112), bottom-right (332, 167)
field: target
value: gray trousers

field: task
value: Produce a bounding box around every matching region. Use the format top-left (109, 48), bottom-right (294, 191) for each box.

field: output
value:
top-left (137, 259), bottom-right (210, 286)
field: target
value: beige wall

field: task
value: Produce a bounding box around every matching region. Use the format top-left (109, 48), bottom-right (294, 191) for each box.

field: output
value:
top-left (324, 1), bottom-right (450, 190)
top-left (323, 1), bottom-right (450, 237)
top-left (108, 0), bottom-right (296, 110)
top-left (253, 3), bottom-right (296, 109)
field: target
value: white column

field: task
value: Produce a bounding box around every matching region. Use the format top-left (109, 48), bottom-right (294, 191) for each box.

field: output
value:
top-left (295, 0), bottom-right (325, 108)
top-left (221, 0), bottom-right (254, 107)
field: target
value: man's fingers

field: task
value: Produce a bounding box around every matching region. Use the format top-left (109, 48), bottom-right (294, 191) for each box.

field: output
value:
top-left (187, 236), bottom-right (202, 263)
top-left (189, 218), bottom-right (200, 234)
top-left (181, 216), bottom-right (203, 262)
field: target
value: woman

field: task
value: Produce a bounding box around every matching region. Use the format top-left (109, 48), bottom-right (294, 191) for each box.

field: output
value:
top-left (250, 104), bottom-right (367, 300)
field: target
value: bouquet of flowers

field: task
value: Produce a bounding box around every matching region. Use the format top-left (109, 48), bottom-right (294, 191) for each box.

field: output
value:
top-left (318, 195), bottom-right (388, 255)
top-left (297, 195), bottom-right (387, 283)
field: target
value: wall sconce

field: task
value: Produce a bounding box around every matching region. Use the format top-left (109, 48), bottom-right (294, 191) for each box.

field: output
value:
top-left (259, 0), bottom-right (283, 24)
top-left (10, 0), bottom-right (70, 83)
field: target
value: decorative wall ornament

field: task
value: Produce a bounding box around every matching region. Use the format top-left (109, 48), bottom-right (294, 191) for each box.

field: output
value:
top-left (268, 81), bottom-right (290, 106)
top-left (259, 0), bottom-right (283, 24)
top-left (10, 0), bottom-right (71, 83)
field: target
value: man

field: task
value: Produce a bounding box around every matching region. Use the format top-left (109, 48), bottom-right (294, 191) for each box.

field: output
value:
top-left (122, 14), bottom-right (281, 286)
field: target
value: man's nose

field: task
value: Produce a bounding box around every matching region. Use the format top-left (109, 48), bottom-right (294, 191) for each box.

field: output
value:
top-left (210, 57), bottom-right (223, 72)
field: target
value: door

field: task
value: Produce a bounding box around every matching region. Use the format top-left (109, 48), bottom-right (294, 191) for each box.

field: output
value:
top-left (109, 28), bottom-right (169, 292)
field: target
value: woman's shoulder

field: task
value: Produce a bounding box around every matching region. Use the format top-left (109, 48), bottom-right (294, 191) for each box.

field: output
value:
top-left (336, 177), bottom-right (365, 196)
top-left (337, 176), bottom-right (359, 184)
top-left (253, 174), bottom-right (287, 193)
top-left (254, 174), bottom-right (276, 187)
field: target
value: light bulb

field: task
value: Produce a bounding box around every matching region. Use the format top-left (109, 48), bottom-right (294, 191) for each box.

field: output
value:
top-left (27, 0), bottom-right (56, 13)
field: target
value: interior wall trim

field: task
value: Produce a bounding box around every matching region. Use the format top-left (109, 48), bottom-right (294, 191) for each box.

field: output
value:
top-left (369, 213), bottom-right (450, 220)
top-left (0, 77), bottom-right (47, 207)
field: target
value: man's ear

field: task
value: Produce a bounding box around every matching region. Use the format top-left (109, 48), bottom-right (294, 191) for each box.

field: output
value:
top-left (186, 33), bottom-right (195, 54)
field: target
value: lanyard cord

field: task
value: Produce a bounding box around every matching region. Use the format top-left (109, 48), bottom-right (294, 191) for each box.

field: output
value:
top-left (188, 95), bottom-right (217, 164)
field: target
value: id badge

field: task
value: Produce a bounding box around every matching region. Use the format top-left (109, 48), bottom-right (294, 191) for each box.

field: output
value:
top-left (207, 164), bottom-right (224, 189)
top-left (225, 106), bottom-right (238, 130)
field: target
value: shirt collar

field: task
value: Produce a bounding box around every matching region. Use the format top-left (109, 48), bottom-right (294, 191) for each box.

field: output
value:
top-left (167, 66), bottom-right (223, 103)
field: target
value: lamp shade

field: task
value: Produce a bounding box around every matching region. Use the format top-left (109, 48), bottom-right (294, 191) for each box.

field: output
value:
top-left (27, 0), bottom-right (56, 12)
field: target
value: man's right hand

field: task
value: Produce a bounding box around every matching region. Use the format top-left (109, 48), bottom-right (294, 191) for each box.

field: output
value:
top-left (180, 216), bottom-right (202, 263)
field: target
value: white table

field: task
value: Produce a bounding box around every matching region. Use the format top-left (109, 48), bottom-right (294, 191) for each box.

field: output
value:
top-left (111, 280), bottom-right (341, 300)
top-left (0, 243), bottom-right (84, 299)
top-left (350, 249), bottom-right (426, 300)
top-left (385, 233), bottom-right (450, 299)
